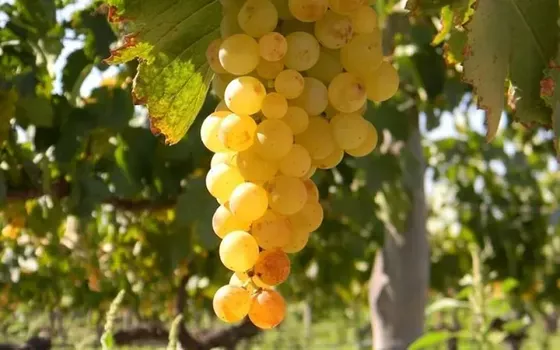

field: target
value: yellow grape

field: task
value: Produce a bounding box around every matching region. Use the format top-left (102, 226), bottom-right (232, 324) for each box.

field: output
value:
top-left (259, 32), bottom-right (288, 61)
top-left (219, 114), bottom-right (257, 152)
top-left (302, 178), bottom-right (319, 201)
top-left (289, 201), bottom-right (323, 232)
top-left (283, 229), bottom-right (310, 253)
top-left (349, 5), bottom-right (378, 34)
top-left (212, 204), bottom-right (251, 239)
top-left (328, 0), bottom-right (366, 15)
top-left (200, 111), bottom-right (230, 153)
top-left (229, 182), bottom-right (269, 223)
top-left (279, 144), bottom-right (312, 177)
top-left (249, 289), bottom-right (286, 329)
top-left (225, 76), bottom-right (266, 115)
top-left (328, 73), bottom-right (367, 113)
top-left (345, 121), bottom-right (378, 157)
top-left (279, 19), bottom-right (314, 35)
top-left (256, 59), bottom-right (284, 80)
top-left (215, 100), bottom-right (231, 112)
top-left (229, 272), bottom-right (245, 288)
top-left (266, 175), bottom-right (307, 215)
top-left (293, 77), bottom-right (328, 116)
top-left (219, 230), bottom-right (260, 272)
top-left (253, 119), bottom-right (294, 161)
top-left (295, 116), bottom-right (335, 160)
top-left (271, 0), bottom-right (295, 20)
top-left (305, 48), bottom-right (344, 84)
top-left (206, 39), bottom-right (228, 74)
top-left (219, 34), bottom-right (260, 75)
top-left (341, 31), bottom-right (383, 76)
top-left (212, 74), bottom-right (234, 100)
top-left (302, 165), bottom-right (316, 179)
top-left (251, 210), bottom-right (292, 249)
top-left (262, 93), bottom-right (289, 120)
top-left (274, 69), bottom-right (305, 99)
top-left (236, 149), bottom-right (278, 183)
top-left (284, 32), bottom-right (321, 71)
top-left (213, 285), bottom-right (251, 323)
top-left (206, 163), bottom-right (244, 203)
top-left (365, 61), bottom-right (400, 102)
top-left (211, 151), bottom-right (237, 168)
top-left (254, 249), bottom-right (291, 286)
top-left (288, 0), bottom-right (328, 22)
top-left (234, 271), bottom-right (270, 289)
top-left (238, 0), bottom-right (278, 38)
top-left (221, 11), bottom-right (243, 38)
top-left (330, 112), bottom-right (369, 149)
top-left (282, 106), bottom-right (309, 134)
top-left (314, 10), bottom-right (353, 49)
top-left (315, 146), bottom-right (344, 169)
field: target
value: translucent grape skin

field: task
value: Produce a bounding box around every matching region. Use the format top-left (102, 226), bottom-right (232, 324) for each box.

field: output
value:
top-left (289, 201), bottom-right (324, 233)
top-left (349, 5), bottom-right (378, 34)
top-left (365, 61), bottom-right (400, 102)
top-left (219, 34), bottom-right (260, 75)
top-left (249, 289), bottom-right (286, 329)
top-left (238, 0), bottom-right (278, 38)
top-left (288, 0), bottom-right (328, 22)
top-left (279, 144), bottom-right (312, 177)
top-left (236, 149), bottom-right (279, 183)
top-left (340, 31), bottom-right (383, 77)
top-left (266, 175), bottom-right (308, 215)
top-left (219, 230), bottom-right (260, 272)
top-left (314, 10), bottom-right (353, 49)
top-left (328, 0), bottom-right (366, 15)
top-left (274, 69), bottom-right (305, 99)
top-left (303, 178), bottom-right (319, 202)
top-left (256, 59), bottom-right (284, 80)
top-left (284, 32), bottom-right (321, 71)
top-left (345, 121), bottom-right (378, 157)
top-left (229, 182), bottom-right (269, 223)
top-left (213, 285), bottom-right (251, 323)
top-left (212, 203), bottom-right (251, 238)
top-left (253, 249), bottom-right (291, 286)
top-left (295, 116), bottom-right (335, 160)
top-left (251, 210), bottom-right (292, 249)
top-left (219, 113), bottom-right (257, 152)
top-left (282, 229), bottom-right (310, 253)
top-left (200, 111), bottom-right (229, 153)
top-left (314, 146), bottom-right (344, 169)
top-left (259, 32), bottom-right (288, 61)
top-left (206, 39), bottom-right (228, 74)
top-left (305, 47), bottom-right (344, 84)
top-left (261, 92), bottom-right (289, 120)
top-left (282, 106), bottom-right (309, 134)
top-left (206, 164), bottom-right (244, 204)
top-left (253, 119), bottom-right (294, 161)
top-left (328, 72), bottom-right (367, 113)
top-left (330, 112), bottom-right (369, 150)
top-left (293, 77), bottom-right (329, 116)
top-left (225, 76), bottom-right (267, 115)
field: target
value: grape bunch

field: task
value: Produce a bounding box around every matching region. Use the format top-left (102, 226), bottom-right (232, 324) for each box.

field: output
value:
top-left (201, 0), bottom-right (399, 330)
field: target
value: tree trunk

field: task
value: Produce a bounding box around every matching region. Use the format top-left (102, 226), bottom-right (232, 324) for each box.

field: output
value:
top-left (369, 113), bottom-right (430, 349)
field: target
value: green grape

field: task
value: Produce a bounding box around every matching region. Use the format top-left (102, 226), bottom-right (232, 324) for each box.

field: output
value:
top-left (288, 0), bottom-right (328, 22)
top-left (236, 149), bottom-right (279, 183)
top-left (259, 32), bottom-right (288, 61)
top-left (253, 119), bottom-right (294, 161)
top-left (330, 112), bottom-right (368, 150)
top-left (266, 175), bottom-right (307, 215)
top-left (206, 163), bottom-right (244, 203)
top-left (305, 48), bottom-right (344, 84)
top-left (274, 69), bottom-right (305, 99)
top-left (256, 59), bottom-right (284, 80)
top-left (345, 121), bottom-right (378, 157)
top-left (238, 0), bottom-right (278, 38)
top-left (229, 182), bottom-right (269, 223)
top-left (251, 210), bottom-right (292, 249)
top-left (219, 113), bottom-right (257, 152)
top-left (207, 39), bottom-right (228, 74)
top-left (262, 93), bottom-right (289, 119)
top-left (284, 32), bottom-right (320, 71)
top-left (293, 77), bottom-right (328, 117)
top-left (328, 0), bottom-right (366, 15)
top-left (279, 144), bottom-right (312, 177)
top-left (314, 10), bottom-right (353, 49)
top-left (289, 201), bottom-right (323, 232)
top-left (270, 0), bottom-right (295, 20)
top-left (365, 61), bottom-right (400, 102)
top-left (349, 5), bottom-right (377, 34)
top-left (219, 34), bottom-right (260, 75)
top-left (213, 285), bottom-right (251, 323)
top-left (295, 115), bottom-right (335, 160)
top-left (225, 76), bottom-right (267, 115)
top-left (314, 146), bottom-right (344, 169)
top-left (328, 72), bottom-right (367, 113)
top-left (200, 111), bottom-right (230, 153)
top-left (282, 106), bottom-right (309, 134)
top-left (212, 203), bottom-right (251, 238)
top-left (340, 31), bottom-right (383, 76)
top-left (219, 230), bottom-right (260, 271)
top-left (253, 249), bottom-right (291, 286)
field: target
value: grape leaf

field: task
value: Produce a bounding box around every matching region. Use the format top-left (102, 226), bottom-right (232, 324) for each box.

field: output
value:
top-left (463, 0), bottom-right (558, 141)
top-left (105, 0), bottom-right (221, 145)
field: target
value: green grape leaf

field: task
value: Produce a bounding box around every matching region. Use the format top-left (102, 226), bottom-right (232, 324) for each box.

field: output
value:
top-left (62, 49), bottom-right (94, 97)
top-left (105, 0), bottom-right (221, 145)
top-left (409, 331), bottom-right (453, 350)
top-left (463, 0), bottom-right (558, 142)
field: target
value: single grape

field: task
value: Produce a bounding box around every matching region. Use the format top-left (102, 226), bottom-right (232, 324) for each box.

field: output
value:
top-left (261, 93), bottom-right (289, 119)
top-left (345, 121), bottom-right (378, 157)
top-left (302, 178), bottom-right (319, 201)
top-left (229, 182), bottom-right (269, 223)
top-left (289, 201), bottom-right (324, 232)
top-left (330, 112), bottom-right (369, 149)
top-left (274, 69), bottom-right (305, 99)
top-left (295, 116), bottom-right (335, 160)
top-left (282, 106), bottom-right (309, 134)
top-left (340, 31), bottom-right (383, 76)
top-left (349, 5), bottom-right (378, 34)
top-left (211, 151), bottom-right (237, 168)
top-left (314, 146), bottom-right (344, 169)
top-left (288, 0), bottom-right (328, 22)
top-left (249, 289), bottom-right (286, 329)
top-left (254, 249), bottom-right (291, 286)
top-left (328, 72), bottom-right (367, 113)
top-left (282, 229), bottom-right (310, 253)
top-left (206, 39), bottom-right (228, 74)
top-left (279, 144), bottom-right (312, 177)
top-left (251, 210), bottom-right (292, 249)
top-left (238, 0), bottom-right (278, 38)
top-left (328, 0), bottom-right (366, 15)
top-left (219, 114), bottom-right (257, 152)
top-left (212, 203), bottom-right (251, 238)
top-left (236, 149), bottom-right (279, 183)
top-left (253, 119), bottom-right (294, 161)
top-left (206, 163), bottom-right (244, 203)
top-left (271, 0), bottom-right (295, 20)
top-left (284, 32), bottom-right (321, 71)
top-left (293, 77), bottom-right (328, 116)
top-left (259, 32), bottom-right (288, 61)
top-left (305, 48), bottom-right (344, 84)
top-left (314, 10), bottom-right (353, 49)
top-left (219, 230), bottom-right (260, 272)
top-left (213, 285), bottom-right (251, 323)
top-left (225, 76), bottom-right (267, 115)
top-left (365, 61), bottom-right (400, 102)
top-left (200, 111), bottom-right (230, 153)
top-left (219, 34), bottom-right (260, 75)
top-left (266, 175), bottom-right (307, 215)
